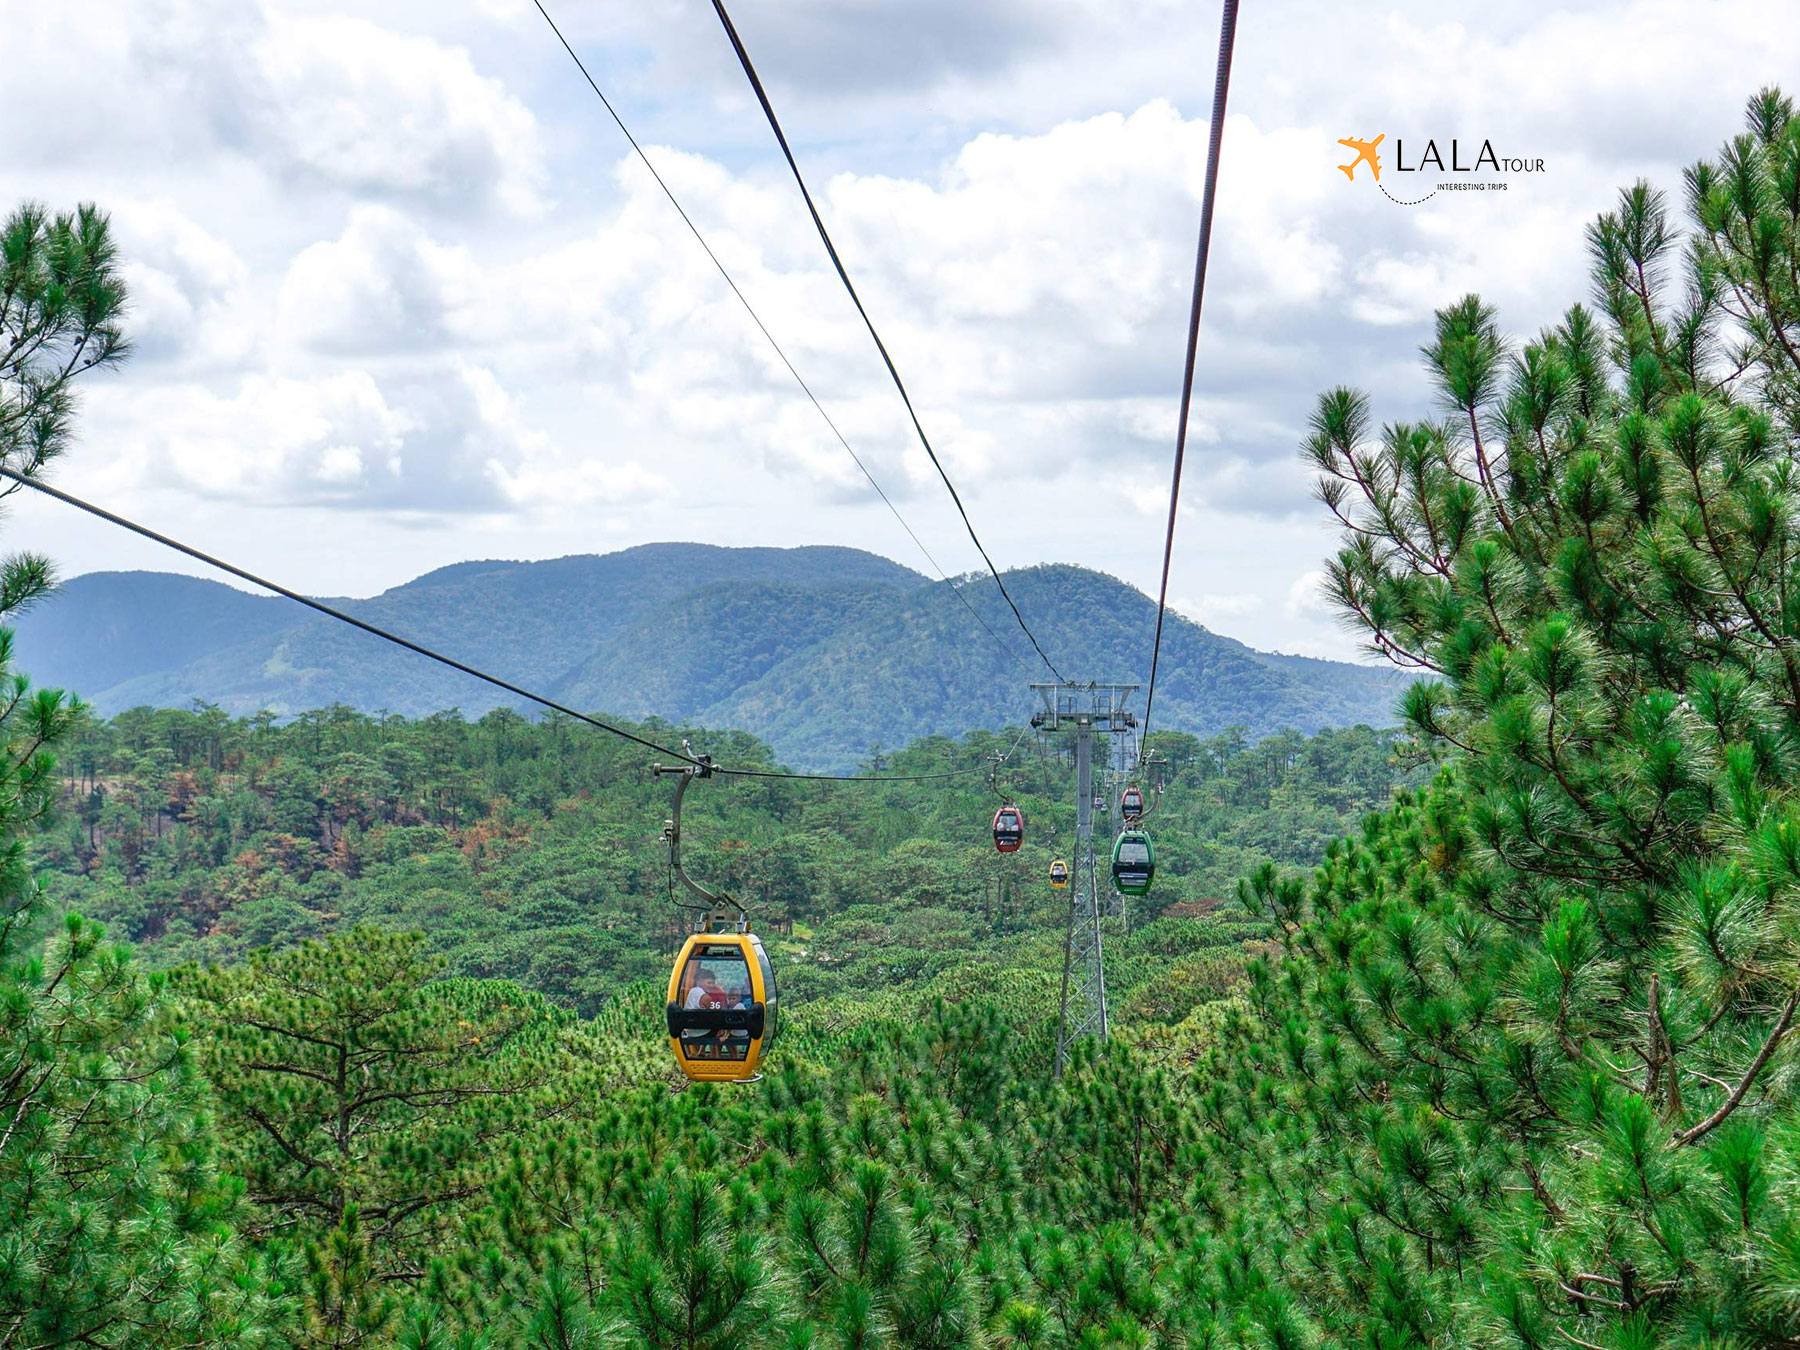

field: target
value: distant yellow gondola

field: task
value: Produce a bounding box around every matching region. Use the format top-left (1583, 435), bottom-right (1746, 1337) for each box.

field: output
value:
top-left (1049, 858), bottom-right (1070, 889)
top-left (665, 930), bottom-right (778, 1083)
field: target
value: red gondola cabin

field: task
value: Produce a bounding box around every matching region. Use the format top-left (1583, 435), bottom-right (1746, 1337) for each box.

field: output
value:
top-left (1120, 786), bottom-right (1145, 822)
top-left (992, 804), bottom-right (1025, 853)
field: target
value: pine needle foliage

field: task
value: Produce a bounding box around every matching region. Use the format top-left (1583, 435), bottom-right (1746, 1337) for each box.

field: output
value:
top-left (1186, 88), bottom-right (1800, 1346)
top-left (0, 204), bottom-right (290, 1349)
top-left (176, 931), bottom-right (612, 1347)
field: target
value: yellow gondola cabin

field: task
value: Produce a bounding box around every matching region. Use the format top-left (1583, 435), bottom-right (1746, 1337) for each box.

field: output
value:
top-left (665, 930), bottom-right (779, 1082)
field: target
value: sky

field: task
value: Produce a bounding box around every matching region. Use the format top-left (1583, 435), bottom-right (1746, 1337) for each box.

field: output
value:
top-left (5, 0), bottom-right (1799, 664)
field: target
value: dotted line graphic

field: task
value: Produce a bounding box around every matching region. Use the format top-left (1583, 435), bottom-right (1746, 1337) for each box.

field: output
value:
top-left (1379, 183), bottom-right (1438, 206)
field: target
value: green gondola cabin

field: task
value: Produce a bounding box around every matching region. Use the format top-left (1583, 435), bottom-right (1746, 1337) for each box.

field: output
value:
top-left (1111, 829), bottom-right (1154, 896)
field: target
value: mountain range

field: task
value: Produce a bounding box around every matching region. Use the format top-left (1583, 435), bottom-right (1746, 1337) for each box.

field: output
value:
top-left (14, 544), bottom-right (1412, 769)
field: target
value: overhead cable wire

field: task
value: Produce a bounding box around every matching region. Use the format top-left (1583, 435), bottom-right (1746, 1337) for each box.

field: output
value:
top-left (704, 0), bottom-right (1067, 684)
top-left (528, 0), bottom-right (1029, 674)
top-left (722, 761), bottom-right (964, 783)
top-left (3, 468), bottom-right (999, 786)
top-left (1140, 0), bottom-right (1239, 748)
top-left (985, 719), bottom-right (1037, 801)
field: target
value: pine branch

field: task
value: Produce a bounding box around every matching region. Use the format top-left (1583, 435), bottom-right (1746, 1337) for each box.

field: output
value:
top-left (1672, 980), bottom-right (1800, 1146)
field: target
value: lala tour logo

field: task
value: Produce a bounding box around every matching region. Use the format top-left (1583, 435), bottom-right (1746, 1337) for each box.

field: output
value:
top-left (1336, 132), bottom-right (1545, 205)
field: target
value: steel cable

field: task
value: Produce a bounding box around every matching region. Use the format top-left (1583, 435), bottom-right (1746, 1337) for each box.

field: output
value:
top-left (1140, 0), bottom-right (1239, 747)
top-left (705, 0), bottom-right (1067, 683)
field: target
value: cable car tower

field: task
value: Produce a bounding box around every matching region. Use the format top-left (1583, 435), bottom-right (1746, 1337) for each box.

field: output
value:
top-left (1031, 682), bottom-right (1138, 1078)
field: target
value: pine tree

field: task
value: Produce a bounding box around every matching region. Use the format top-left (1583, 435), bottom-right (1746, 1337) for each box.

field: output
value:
top-left (608, 1170), bottom-right (780, 1349)
top-left (0, 909), bottom-right (291, 1347)
top-left (0, 200), bottom-right (129, 490)
top-left (0, 202), bottom-right (289, 1349)
top-left (1183, 87), bottom-right (1800, 1346)
top-left (181, 929), bottom-right (575, 1345)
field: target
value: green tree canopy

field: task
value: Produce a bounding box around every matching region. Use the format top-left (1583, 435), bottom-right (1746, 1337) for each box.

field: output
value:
top-left (1186, 87), bottom-right (1800, 1346)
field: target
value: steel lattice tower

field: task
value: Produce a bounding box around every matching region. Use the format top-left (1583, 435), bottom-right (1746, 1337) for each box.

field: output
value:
top-left (1033, 682), bottom-right (1138, 1078)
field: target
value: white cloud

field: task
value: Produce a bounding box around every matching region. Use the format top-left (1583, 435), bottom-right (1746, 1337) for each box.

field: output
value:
top-left (278, 206), bottom-right (477, 354)
top-left (756, 396), bottom-right (894, 495)
top-left (146, 371), bottom-right (413, 502)
top-left (94, 361), bottom-right (637, 516)
top-left (282, 100), bottom-right (1372, 514)
top-left (461, 361), bottom-right (673, 510)
top-left (244, 11), bottom-right (546, 215)
top-left (473, 0), bottom-right (532, 24)
top-left (1284, 570), bottom-right (1332, 620)
top-left (491, 458), bottom-right (674, 511)
top-left (111, 199), bottom-right (258, 368)
top-left (0, 1), bottom-right (545, 217)
top-left (1181, 593), bottom-right (1262, 623)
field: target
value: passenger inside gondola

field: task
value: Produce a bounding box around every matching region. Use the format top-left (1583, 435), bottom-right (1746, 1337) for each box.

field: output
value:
top-left (676, 946), bottom-right (754, 1058)
top-left (726, 976), bottom-right (752, 1038)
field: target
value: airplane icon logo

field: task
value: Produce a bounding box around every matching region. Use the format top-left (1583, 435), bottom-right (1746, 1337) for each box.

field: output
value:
top-left (1337, 134), bottom-right (1384, 182)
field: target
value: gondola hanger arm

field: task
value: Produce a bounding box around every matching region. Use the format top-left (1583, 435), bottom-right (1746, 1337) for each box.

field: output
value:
top-left (989, 751), bottom-right (1016, 804)
top-left (655, 750), bottom-right (747, 924)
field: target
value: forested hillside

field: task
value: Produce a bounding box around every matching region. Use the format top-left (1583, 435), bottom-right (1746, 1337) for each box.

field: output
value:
top-left (14, 551), bottom-right (1412, 767)
top-left (14, 85), bottom-right (1800, 1350)
top-left (39, 703), bottom-right (1401, 1015)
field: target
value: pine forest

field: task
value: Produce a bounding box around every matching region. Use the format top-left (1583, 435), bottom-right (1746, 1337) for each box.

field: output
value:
top-left (10, 63), bottom-right (1800, 1350)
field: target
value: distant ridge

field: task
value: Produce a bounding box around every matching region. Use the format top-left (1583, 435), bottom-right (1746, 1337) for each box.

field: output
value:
top-left (15, 544), bottom-right (1412, 769)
